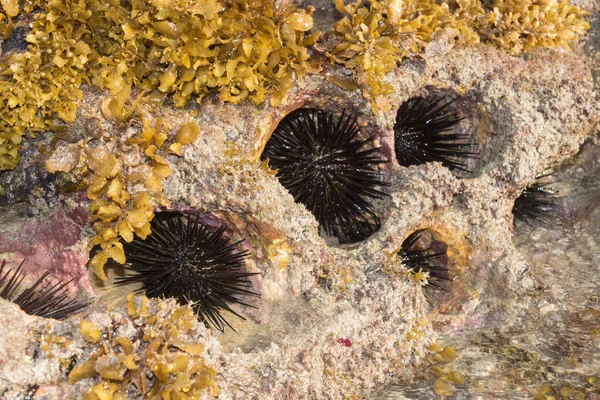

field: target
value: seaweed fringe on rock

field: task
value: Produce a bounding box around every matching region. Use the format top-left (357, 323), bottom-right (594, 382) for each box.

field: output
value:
top-left (327, 0), bottom-right (589, 113)
top-left (0, 0), bottom-right (317, 170)
top-left (1, 0), bottom-right (317, 277)
top-left (0, 0), bottom-right (590, 275)
top-left (69, 294), bottom-right (220, 399)
top-left (47, 116), bottom-right (201, 279)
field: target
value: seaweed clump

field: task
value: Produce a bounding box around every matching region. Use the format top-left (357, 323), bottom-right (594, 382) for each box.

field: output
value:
top-left (1, 0), bottom-right (317, 276)
top-left (46, 115), bottom-right (198, 279)
top-left (0, 0), bottom-right (88, 170)
top-left (0, 0), bottom-right (317, 170)
top-left (68, 294), bottom-right (220, 399)
top-left (326, 0), bottom-right (418, 114)
top-left (327, 0), bottom-right (589, 113)
top-left (43, 113), bottom-right (213, 280)
top-left (477, 0), bottom-right (590, 55)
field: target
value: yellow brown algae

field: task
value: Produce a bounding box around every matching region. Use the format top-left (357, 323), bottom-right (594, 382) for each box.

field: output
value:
top-left (50, 44), bottom-right (600, 398)
top-left (0, 294), bottom-right (222, 399)
top-left (45, 108), bottom-right (199, 279)
top-left (0, 0), bottom-right (591, 173)
top-left (69, 294), bottom-right (221, 399)
top-left (0, 0), bottom-right (318, 277)
top-left (0, 1), bottom-right (317, 273)
top-left (0, 0), bottom-right (317, 170)
top-left (326, 0), bottom-right (418, 114)
top-left (325, 0), bottom-right (590, 113)
top-left (0, 1), bottom-right (599, 400)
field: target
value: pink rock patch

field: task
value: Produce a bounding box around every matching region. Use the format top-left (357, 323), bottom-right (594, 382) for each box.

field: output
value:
top-left (0, 202), bottom-right (93, 296)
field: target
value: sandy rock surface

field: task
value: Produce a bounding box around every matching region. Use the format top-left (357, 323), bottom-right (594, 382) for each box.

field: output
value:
top-left (0, 1), bottom-right (599, 399)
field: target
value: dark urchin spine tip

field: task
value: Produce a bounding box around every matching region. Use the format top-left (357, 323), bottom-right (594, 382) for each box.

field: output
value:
top-left (394, 94), bottom-right (479, 173)
top-left (261, 108), bottom-right (389, 244)
top-left (398, 230), bottom-right (449, 291)
top-left (119, 212), bottom-right (259, 332)
top-left (513, 171), bottom-right (560, 225)
top-left (0, 259), bottom-right (86, 320)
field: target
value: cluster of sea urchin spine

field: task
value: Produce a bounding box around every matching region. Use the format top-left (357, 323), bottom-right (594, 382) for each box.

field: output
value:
top-left (261, 94), bottom-right (478, 245)
top-left (0, 259), bottom-right (86, 320)
top-left (261, 108), bottom-right (389, 244)
top-left (67, 93), bottom-right (476, 329)
top-left (113, 95), bottom-right (474, 331)
top-left (113, 91), bottom-right (566, 330)
top-left (393, 95), bottom-right (479, 173)
top-left (119, 212), bottom-right (259, 332)
top-left (512, 170), bottom-right (561, 226)
top-left (397, 230), bottom-right (450, 291)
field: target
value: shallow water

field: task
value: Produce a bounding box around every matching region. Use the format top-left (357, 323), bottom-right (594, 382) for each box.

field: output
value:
top-left (378, 140), bottom-right (600, 399)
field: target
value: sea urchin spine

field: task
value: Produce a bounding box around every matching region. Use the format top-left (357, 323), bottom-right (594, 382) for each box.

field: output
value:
top-left (261, 108), bottom-right (389, 244)
top-left (513, 171), bottom-right (560, 225)
top-left (119, 212), bottom-right (259, 332)
top-left (0, 259), bottom-right (86, 320)
top-left (398, 231), bottom-right (449, 291)
top-left (394, 94), bottom-right (478, 173)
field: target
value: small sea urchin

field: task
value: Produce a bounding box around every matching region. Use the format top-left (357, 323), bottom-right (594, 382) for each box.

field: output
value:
top-left (394, 95), bottom-right (478, 173)
top-left (119, 212), bottom-right (258, 331)
top-left (398, 230), bottom-right (449, 291)
top-left (513, 172), bottom-right (560, 225)
top-left (0, 259), bottom-right (86, 320)
top-left (261, 108), bottom-right (388, 244)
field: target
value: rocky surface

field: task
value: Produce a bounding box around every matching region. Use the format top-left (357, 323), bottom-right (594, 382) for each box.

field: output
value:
top-left (0, 1), bottom-right (599, 399)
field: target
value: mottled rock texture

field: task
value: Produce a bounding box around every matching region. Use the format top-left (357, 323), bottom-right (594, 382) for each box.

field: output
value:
top-left (1, 1), bottom-right (600, 399)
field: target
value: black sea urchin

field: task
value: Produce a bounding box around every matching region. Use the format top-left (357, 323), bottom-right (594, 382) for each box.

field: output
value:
top-left (398, 231), bottom-right (449, 290)
top-left (119, 212), bottom-right (258, 331)
top-left (261, 108), bottom-right (388, 244)
top-left (0, 259), bottom-right (86, 320)
top-left (394, 95), bottom-right (478, 173)
top-left (513, 172), bottom-right (560, 225)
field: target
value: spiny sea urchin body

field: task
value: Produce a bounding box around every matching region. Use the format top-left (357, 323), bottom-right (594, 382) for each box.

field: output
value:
top-left (398, 231), bottom-right (449, 291)
top-left (0, 259), bottom-right (86, 320)
top-left (119, 212), bottom-right (258, 331)
top-left (394, 95), bottom-right (478, 173)
top-left (513, 171), bottom-right (560, 225)
top-left (261, 108), bottom-right (388, 244)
